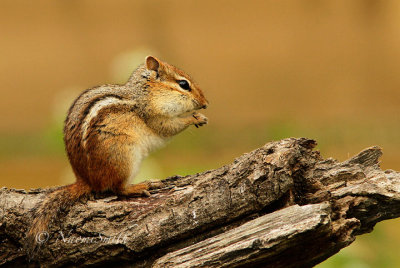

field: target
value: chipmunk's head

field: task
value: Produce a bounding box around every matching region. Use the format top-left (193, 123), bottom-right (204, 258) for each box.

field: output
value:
top-left (142, 56), bottom-right (208, 117)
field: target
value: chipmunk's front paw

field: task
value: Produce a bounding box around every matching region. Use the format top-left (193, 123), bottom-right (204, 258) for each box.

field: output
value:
top-left (192, 112), bottom-right (208, 128)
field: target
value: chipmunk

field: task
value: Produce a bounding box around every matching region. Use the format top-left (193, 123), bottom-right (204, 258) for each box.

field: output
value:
top-left (26, 56), bottom-right (208, 254)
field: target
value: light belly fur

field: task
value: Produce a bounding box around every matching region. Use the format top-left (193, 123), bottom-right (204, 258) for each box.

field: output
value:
top-left (127, 129), bottom-right (166, 183)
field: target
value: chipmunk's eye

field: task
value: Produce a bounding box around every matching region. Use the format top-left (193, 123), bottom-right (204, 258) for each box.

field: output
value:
top-left (177, 80), bottom-right (191, 91)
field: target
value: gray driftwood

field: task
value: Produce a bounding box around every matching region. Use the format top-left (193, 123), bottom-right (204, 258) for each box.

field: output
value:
top-left (1, 138), bottom-right (399, 267)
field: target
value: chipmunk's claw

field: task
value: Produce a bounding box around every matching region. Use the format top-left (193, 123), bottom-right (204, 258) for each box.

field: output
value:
top-left (192, 112), bottom-right (208, 128)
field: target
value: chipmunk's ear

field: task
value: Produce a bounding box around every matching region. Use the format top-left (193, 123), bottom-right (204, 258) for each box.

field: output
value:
top-left (145, 56), bottom-right (160, 72)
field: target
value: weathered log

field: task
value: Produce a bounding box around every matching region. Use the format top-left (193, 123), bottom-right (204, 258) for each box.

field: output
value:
top-left (1, 138), bottom-right (399, 267)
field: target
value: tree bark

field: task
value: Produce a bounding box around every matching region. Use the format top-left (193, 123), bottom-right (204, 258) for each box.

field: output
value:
top-left (1, 138), bottom-right (399, 267)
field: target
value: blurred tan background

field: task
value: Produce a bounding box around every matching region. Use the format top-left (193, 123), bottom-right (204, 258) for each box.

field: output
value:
top-left (1, 0), bottom-right (399, 266)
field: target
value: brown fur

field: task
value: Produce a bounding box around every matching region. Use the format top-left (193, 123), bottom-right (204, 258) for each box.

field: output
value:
top-left (26, 181), bottom-right (91, 257)
top-left (26, 56), bottom-right (208, 257)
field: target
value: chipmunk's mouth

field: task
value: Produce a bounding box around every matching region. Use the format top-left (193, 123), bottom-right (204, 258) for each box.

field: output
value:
top-left (194, 103), bottom-right (207, 112)
top-left (192, 99), bottom-right (208, 111)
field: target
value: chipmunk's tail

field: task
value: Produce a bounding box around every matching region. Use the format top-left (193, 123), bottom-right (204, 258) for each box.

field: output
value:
top-left (25, 181), bottom-right (91, 258)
